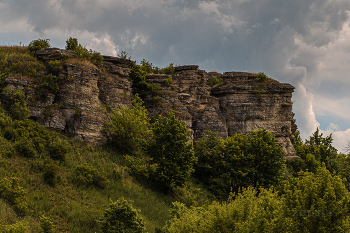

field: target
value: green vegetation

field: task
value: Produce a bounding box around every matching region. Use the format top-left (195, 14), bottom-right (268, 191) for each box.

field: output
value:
top-left (65, 37), bottom-right (103, 65)
top-left (207, 75), bottom-right (223, 87)
top-left (1, 43), bottom-right (350, 232)
top-left (257, 72), bottom-right (268, 83)
top-left (166, 165), bottom-right (350, 232)
top-left (100, 198), bottom-right (146, 233)
top-left (145, 110), bottom-right (197, 191)
top-left (28, 38), bottom-right (51, 55)
top-left (194, 129), bottom-right (285, 199)
top-left (252, 89), bottom-right (265, 103)
top-left (106, 94), bottom-right (151, 153)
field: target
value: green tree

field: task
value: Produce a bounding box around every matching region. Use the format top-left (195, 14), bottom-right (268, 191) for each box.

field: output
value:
top-left (288, 128), bottom-right (337, 175)
top-left (105, 94), bottom-right (151, 153)
top-left (28, 38), bottom-right (50, 55)
top-left (129, 64), bottom-right (149, 98)
top-left (65, 37), bottom-right (103, 64)
top-left (100, 198), bottom-right (146, 233)
top-left (195, 129), bottom-right (285, 198)
top-left (282, 165), bottom-right (350, 232)
top-left (145, 110), bottom-right (197, 190)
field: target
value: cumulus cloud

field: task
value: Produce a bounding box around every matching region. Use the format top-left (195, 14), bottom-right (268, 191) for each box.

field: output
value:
top-left (1, 0), bottom-right (350, 150)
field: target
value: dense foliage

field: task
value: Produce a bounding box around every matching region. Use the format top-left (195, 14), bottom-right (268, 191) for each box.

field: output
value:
top-left (194, 129), bottom-right (285, 198)
top-left (165, 165), bottom-right (350, 232)
top-left (1, 43), bottom-right (350, 232)
top-left (145, 110), bottom-right (197, 191)
top-left (65, 37), bottom-right (103, 64)
top-left (106, 94), bottom-right (151, 153)
top-left (100, 198), bottom-right (146, 233)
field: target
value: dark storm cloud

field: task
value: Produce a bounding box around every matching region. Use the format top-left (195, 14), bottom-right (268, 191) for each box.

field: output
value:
top-left (1, 0), bottom-right (350, 148)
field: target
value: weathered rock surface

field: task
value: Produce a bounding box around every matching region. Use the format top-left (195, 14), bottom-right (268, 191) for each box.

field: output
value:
top-left (3, 49), bottom-right (298, 157)
top-left (3, 50), bottom-right (133, 145)
top-left (144, 68), bottom-right (297, 157)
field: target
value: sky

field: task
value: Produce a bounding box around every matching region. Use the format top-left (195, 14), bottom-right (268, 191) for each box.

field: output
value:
top-left (1, 0), bottom-right (350, 152)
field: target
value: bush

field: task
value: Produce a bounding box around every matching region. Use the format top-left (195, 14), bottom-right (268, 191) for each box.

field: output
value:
top-left (65, 37), bottom-right (79, 51)
top-left (65, 37), bottom-right (103, 65)
top-left (42, 160), bottom-right (60, 186)
top-left (28, 38), bottom-right (50, 55)
top-left (257, 72), bottom-right (268, 83)
top-left (100, 198), bottom-right (146, 233)
top-left (2, 221), bottom-right (28, 233)
top-left (48, 142), bottom-right (68, 164)
top-left (40, 215), bottom-right (55, 233)
top-left (14, 139), bottom-right (37, 158)
top-left (144, 110), bottom-right (197, 191)
top-left (207, 75), bottom-right (223, 87)
top-left (3, 89), bottom-right (30, 120)
top-left (164, 76), bottom-right (174, 86)
top-left (129, 64), bottom-right (149, 98)
top-left (71, 163), bottom-right (109, 189)
top-left (39, 74), bottom-right (59, 99)
top-left (282, 165), bottom-right (350, 232)
top-left (106, 94), bottom-right (151, 153)
top-left (0, 177), bottom-right (28, 216)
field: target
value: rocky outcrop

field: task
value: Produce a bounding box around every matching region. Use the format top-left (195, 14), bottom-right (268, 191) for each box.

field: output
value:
top-left (4, 48), bottom-right (133, 145)
top-left (211, 72), bottom-right (297, 158)
top-left (144, 68), bottom-right (297, 158)
top-left (3, 48), bottom-right (298, 157)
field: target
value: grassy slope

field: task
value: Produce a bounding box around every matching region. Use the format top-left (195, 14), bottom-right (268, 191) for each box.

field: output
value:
top-left (0, 46), bottom-right (209, 232)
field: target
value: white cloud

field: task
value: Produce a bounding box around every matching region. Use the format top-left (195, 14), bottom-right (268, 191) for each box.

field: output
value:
top-left (320, 124), bottom-right (350, 153)
top-left (87, 35), bottom-right (118, 56)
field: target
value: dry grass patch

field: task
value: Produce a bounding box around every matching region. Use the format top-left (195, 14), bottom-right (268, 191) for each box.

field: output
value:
top-left (63, 58), bottom-right (98, 70)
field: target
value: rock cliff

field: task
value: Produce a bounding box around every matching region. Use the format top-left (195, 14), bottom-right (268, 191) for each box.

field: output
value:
top-left (2, 48), bottom-right (297, 158)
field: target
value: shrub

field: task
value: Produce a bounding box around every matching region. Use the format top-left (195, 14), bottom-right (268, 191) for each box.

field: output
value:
top-left (65, 37), bottom-right (103, 65)
top-left (65, 37), bottom-right (79, 51)
top-left (3, 89), bottom-right (30, 120)
top-left (118, 51), bottom-right (131, 60)
top-left (164, 76), bottom-right (174, 86)
top-left (100, 198), bottom-right (146, 233)
top-left (144, 110), bottom-right (197, 191)
top-left (48, 142), bottom-right (68, 164)
top-left (71, 163), bottom-right (109, 189)
top-left (257, 72), bottom-right (268, 83)
top-left (42, 160), bottom-right (60, 186)
top-left (39, 74), bottom-right (59, 99)
top-left (207, 75), bottom-right (223, 87)
top-left (159, 63), bottom-right (175, 75)
top-left (48, 60), bottom-right (61, 73)
top-left (2, 221), bottom-right (28, 233)
top-left (129, 64), bottom-right (149, 98)
top-left (106, 94), bottom-right (151, 153)
top-left (40, 215), bottom-right (55, 233)
top-left (14, 139), bottom-right (37, 158)
top-left (28, 38), bottom-right (50, 55)
top-left (0, 177), bottom-right (28, 216)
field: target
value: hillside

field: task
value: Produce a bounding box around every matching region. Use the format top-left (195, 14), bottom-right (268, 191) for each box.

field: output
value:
top-left (2, 41), bottom-right (348, 233)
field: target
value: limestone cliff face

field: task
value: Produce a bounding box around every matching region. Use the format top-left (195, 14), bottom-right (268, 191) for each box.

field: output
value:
top-left (144, 66), bottom-right (297, 158)
top-left (2, 48), bottom-right (297, 157)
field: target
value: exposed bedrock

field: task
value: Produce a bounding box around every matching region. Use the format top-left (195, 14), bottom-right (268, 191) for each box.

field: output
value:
top-left (3, 48), bottom-right (298, 157)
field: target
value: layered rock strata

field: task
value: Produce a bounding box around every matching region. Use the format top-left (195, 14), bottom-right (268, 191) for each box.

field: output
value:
top-left (3, 49), bottom-right (133, 145)
top-left (2, 48), bottom-right (297, 157)
top-left (144, 67), bottom-right (297, 158)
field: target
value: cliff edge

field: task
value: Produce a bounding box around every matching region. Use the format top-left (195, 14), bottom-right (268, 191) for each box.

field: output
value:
top-left (3, 48), bottom-right (297, 158)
